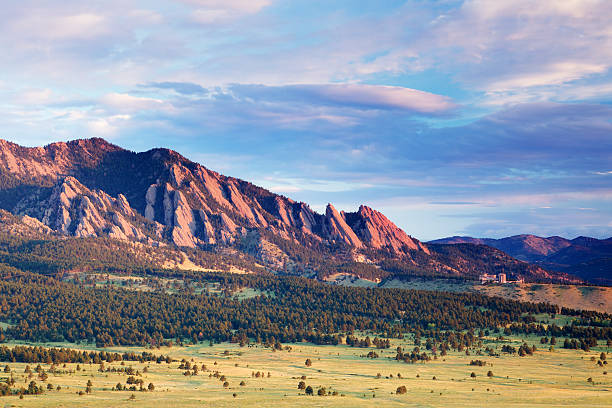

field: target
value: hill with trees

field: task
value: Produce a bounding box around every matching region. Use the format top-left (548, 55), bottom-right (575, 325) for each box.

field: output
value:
top-left (430, 235), bottom-right (611, 284)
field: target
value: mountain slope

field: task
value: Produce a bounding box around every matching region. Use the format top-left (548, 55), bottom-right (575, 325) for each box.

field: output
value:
top-left (430, 234), bottom-right (611, 284)
top-left (429, 234), bottom-right (572, 262)
top-left (0, 139), bottom-right (428, 254)
top-left (0, 138), bottom-right (571, 283)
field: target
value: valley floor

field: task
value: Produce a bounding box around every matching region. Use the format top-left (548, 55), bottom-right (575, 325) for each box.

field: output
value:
top-left (0, 333), bottom-right (610, 407)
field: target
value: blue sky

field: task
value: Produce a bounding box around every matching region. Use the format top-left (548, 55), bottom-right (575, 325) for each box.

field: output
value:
top-left (1, 0), bottom-right (611, 240)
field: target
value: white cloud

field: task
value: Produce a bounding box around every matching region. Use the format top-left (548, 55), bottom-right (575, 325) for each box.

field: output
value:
top-left (128, 9), bottom-right (164, 24)
top-left (191, 9), bottom-right (234, 24)
top-left (301, 84), bottom-right (456, 113)
top-left (398, 0), bottom-right (612, 102)
top-left (181, 0), bottom-right (271, 13)
top-left (259, 176), bottom-right (373, 194)
top-left (13, 13), bottom-right (109, 40)
top-left (461, 0), bottom-right (600, 20)
top-left (87, 114), bottom-right (131, 137)
top-left (184, 0), bottom-right (271, 23)
top-left (230, 83), bottom-right (456, 114)
top-left (14, 89), bottom-right (53, 105)
top-left (101, 93), bottom-right (164, 112)
top-left (488, 62), bottom-right (608, 92)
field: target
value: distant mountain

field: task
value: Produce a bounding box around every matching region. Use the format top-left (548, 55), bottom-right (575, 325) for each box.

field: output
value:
top-left (0, 138), bottom-right (572, 283)
top-left (429, 234), bottom-right (572, 262)
top-left (429, 234), bottom-right (611, 284)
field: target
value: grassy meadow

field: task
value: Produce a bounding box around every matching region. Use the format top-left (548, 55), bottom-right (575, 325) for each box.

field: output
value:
top-left (0, 332), bottom-right (609, 408)
top-left (378, 279), bottom-right (612, 314)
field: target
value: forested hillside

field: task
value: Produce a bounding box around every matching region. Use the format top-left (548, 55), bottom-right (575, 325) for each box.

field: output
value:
top-left (1, 264), bottom-right (608, 349)
top-left (430, 235), bottom-right (611, 284)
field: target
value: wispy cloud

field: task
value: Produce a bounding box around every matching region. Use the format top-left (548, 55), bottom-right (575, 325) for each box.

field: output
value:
top-left (0, 1), bottom-right (610, 239)
top-left (9, 12), bottom-right (110, 41)
top-left (230, 84), bottom-right (456, 113)
top-left (142, 82), bottom-right (208, 96)
top-left (181, 0), bottom-right (272, 14)
top-left (420, 0), bottom-right (612, 102)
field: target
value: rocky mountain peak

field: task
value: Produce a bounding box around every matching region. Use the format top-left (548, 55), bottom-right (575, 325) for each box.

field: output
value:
top-left (150, 147), bottom-right (188, 165)
top-left (324, 204), bottom-right (363, 248)
top-left (65, 137), bottom-right (122, 151)
top-left (0, 137), bottom-right (126, 186)
top-left (44, 138), bottom-right (124, 163)
top-left (347, 205), bottom-right (430, 254)
top-left (1, 138), bottom-right (434, 257)
top-left (0, 138), bottom-right (581, 284)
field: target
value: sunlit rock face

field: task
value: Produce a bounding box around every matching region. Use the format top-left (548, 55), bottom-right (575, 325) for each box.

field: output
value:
top-left (0, 137), bottom-right (430, 255)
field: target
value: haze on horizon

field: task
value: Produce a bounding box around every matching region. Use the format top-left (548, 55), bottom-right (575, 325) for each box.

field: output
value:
top-left (1, 0), bottom-right (611, 241)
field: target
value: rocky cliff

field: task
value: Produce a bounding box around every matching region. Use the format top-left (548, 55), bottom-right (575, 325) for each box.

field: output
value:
top-left (0, 138), bottom-right (428, 257)
top-left (0, 138), bottom-right (573, 283)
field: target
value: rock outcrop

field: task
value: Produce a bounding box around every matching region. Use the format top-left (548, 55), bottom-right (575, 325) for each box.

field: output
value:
top-left (36, 177), bottom-right (148, 241)
top-left (323, 204), bottom-right (363, 248)
top-left (0, 137), bottom-right (579, 283)
top-left (346, 205), bottom-right (430, 254)
top-left (0, 138), bottom-right (431, 255)
top-left (0, 138), bottom-right (121, 184)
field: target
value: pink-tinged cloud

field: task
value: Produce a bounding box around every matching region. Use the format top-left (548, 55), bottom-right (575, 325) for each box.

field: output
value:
top-left (10, 12), bottom-right (110, 41)
top-left (181, 0), bottom-right (272, 23)
top-left (101, 93), bottom-right (164, 112)
top-left (180, 0), bottom-right (271, 13)
top-left (301, 84), bottom-right (456, 113)
top-left (412, 0), bottom-right (612, 102)
top-left (230, 83), bottom-right (456, 114)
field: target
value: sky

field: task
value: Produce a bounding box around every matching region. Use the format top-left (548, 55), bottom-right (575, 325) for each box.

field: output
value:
top-left (1, 0), bottom-right (611, 240)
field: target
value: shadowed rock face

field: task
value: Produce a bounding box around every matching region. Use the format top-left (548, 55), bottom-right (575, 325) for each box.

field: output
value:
top-left (0, 138), bottom-right (428, 256)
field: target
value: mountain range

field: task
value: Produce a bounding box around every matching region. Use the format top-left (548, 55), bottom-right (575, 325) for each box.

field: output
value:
top-left (0, 138), bottom-right (578, 283)
top-left (429, 235), bottom-right (612, 284)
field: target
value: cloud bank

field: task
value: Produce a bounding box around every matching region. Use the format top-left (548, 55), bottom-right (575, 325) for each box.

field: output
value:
top-left (0, 0), bottom-right (610, 239)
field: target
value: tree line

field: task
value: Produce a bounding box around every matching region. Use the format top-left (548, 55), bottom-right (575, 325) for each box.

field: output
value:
top-left (0, 265), bottom-right (579, 348)
top-left (0, 345), bottom-right (170, 364)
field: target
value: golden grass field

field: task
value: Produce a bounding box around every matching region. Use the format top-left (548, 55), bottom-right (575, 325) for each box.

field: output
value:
top-left (378, 279), bottom-right (612, 314)
top-left (0, 331), bottom-right (609, 408)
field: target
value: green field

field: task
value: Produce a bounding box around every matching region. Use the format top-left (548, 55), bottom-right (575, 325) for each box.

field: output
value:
top-left (0, 333), bottom-right (609, 408)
